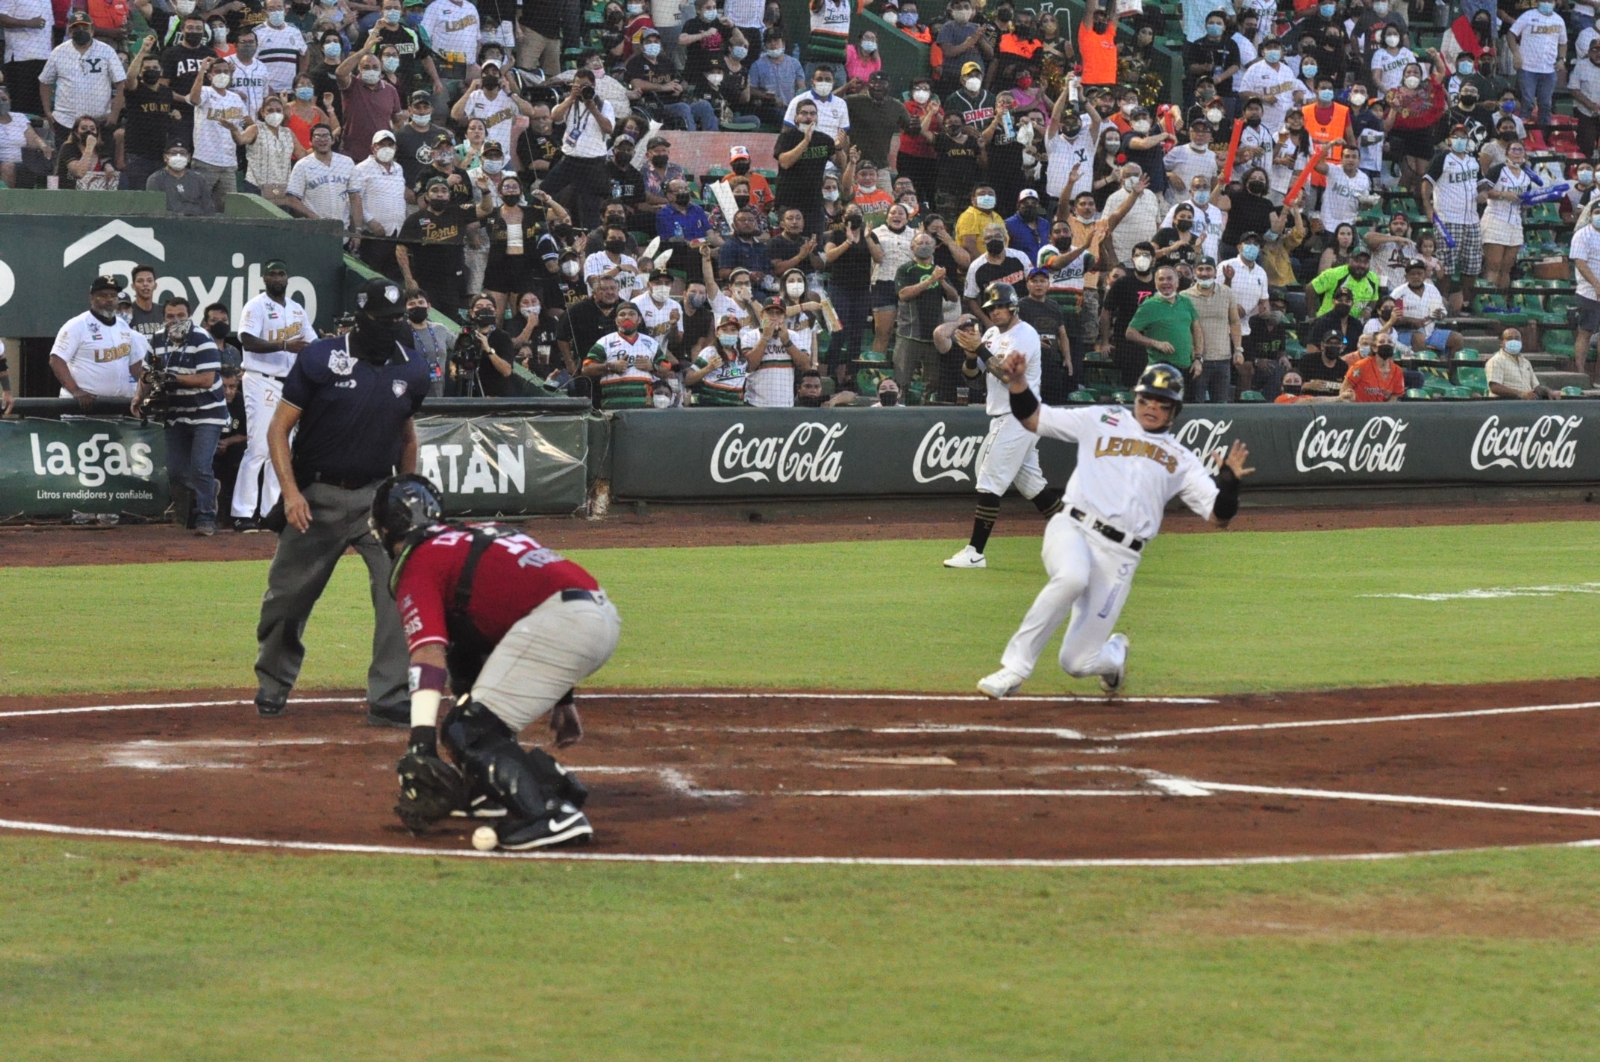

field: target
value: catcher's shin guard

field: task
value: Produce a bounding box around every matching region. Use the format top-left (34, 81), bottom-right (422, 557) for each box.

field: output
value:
top-left (442, 700), bottom-right (574, 822)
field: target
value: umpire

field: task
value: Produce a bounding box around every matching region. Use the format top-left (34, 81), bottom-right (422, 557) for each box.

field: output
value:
top-left (254, 278), bottom-right (432, 726)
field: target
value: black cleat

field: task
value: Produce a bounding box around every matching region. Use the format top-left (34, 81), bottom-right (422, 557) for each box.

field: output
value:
top-left (497, 802), bottom-right (593, 850)
top-left (256, 696), bottom-right (286, 718)
top-left (366, 703), bottom-right (410, 729)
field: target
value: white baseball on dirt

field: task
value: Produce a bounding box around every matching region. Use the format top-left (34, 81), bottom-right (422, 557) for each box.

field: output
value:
top-left (472, 825), bottom-right (498, 851)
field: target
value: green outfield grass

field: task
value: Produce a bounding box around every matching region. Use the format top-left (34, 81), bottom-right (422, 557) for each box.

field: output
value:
top-left (4, 520), bottom-right (1600, 1057)
top-left (2, 838), bottom-right (1597, 1061)
top-left (4, 521), bottom-right (1599, 697)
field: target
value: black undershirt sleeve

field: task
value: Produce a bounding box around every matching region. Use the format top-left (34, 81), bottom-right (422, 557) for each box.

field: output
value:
top-left (1213, 464), bottom-right (1240, 522)
top-left (1008, 386), bottom-right (1039, 422)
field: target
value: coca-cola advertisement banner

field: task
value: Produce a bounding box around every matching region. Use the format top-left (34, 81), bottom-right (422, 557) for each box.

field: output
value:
top-left (606, 403), bottom-right (1600, 500)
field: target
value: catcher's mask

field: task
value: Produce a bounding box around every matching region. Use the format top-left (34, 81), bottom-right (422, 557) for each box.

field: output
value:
top-left (371, 473), bottom-right (443, 560)
top-left (1133, 363), bottom-right (1185, 429)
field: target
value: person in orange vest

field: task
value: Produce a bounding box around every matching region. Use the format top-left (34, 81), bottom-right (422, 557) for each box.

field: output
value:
top-left (994, 5), bottom-right (1043, 87)
top-left (1078, 0), bottom-right (1123, 89)
top-left (1300, 78), bottom-right (1355, 191)
top-left (894, 0), bottom-right (933, 48)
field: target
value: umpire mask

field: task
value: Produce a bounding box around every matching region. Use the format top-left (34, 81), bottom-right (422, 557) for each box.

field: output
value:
top-left (352, 279), bottom-right (410, 362)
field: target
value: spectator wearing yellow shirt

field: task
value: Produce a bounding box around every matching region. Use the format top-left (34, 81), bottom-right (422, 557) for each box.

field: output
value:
top-left (955, 185), bottom-right (1005, 257)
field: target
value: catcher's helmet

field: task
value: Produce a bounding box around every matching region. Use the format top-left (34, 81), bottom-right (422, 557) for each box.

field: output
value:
top-left (371, 473), bottom-right (443, 556)
top-left (979, 280), bottom-right (1019, 313)
top-left (1133, 363), bottom-right (1185, 423)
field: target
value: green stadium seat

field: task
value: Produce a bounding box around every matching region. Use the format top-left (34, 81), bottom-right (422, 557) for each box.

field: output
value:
top-left (1238, 390), bottom-right (1265, 402)
top-left (1562, 385), bottom-right (1586, 397)
top-left (1068, 389), bottom-right (1097, 403)
top-left (1455, 366), bottom-right (1489, 396)
top-left (858, 351), bottom-right (888, 363)
top-left (1112, 390), bottom-right (1134, 404)
top-left (1454, 348), bottom-right (1483, 362)
top-left (1445, 386), bottom-right (1474, 400)
top-left (1402, 388), bottom-right (1432, 401)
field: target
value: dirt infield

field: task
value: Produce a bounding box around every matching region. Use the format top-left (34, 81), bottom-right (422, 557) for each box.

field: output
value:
top-left (4, 498), bottom-right (1598, 567)
top-left (3, 678), bottom-right (1598, 863)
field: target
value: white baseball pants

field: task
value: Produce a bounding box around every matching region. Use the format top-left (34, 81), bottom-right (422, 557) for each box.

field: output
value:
top-left (975, 413), bottom-right (1048, 498)
top-left (1000, 516), bottom-right (1137, 680)
top-left (475, 590), bottom-right (622, 732)
top-left (231, 371), bottom-right (283, 520)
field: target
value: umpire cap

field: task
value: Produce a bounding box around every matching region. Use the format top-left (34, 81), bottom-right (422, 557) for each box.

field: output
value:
top-left (371, 473), bottom-right (443, 563)
top-left (979, 281), bottom-right (1019, 313)
top-left (1134, 363), bottom-right (1186, 423)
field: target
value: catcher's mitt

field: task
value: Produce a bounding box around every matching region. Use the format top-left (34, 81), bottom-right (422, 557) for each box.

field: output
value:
top-left (394, 752), bottom-right (466, 834)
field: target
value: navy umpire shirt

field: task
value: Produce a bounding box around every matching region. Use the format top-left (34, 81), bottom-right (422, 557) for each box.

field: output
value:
top-left (281, 334), bottom-right (431, 483)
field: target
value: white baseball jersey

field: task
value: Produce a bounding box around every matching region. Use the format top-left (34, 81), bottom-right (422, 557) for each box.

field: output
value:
top-left (1320, 166), bottom-right (1371, 228)
top-left (1032, 404), bottom-right (1219, 539)
top-left (1425, 151), bottom-right (1481, 225)
top-left (1390, 279), bottom-right (1445, 340)
top-left (239, 293), bottom-right (315, 377)
top-left (630, 292), bottom-right (681, 342)
top-left (193, 86), bottom-right (250, 168)
top-left (1511, 9), bottom-right (1567, 74)
top-left (1046, 124), bottom-right (1096, 200)
top-left (982, 319), bottom-right (1041, 416)
top-left (1234, 60), bottom-right (1302, 131)
top-left (421, 0), bottom-right (480, 65)
top-left (50, 311), bottom-right (149, 398)
top-left (1368, 46), bottom-right (1416, 92)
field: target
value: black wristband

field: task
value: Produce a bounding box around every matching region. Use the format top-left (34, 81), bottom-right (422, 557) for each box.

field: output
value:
top-left (1009, 386), bottom-right (1040, 421)
top-left (971, 343), bottom-right (992, 366)
top-left (1213, 464), bottom-right (1240, 522)
top-left (407, 725), bottom-right (436, 757)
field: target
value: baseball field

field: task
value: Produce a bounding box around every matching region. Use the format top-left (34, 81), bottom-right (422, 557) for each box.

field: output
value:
top-left (3, 501), bottom-right (1599, 1059)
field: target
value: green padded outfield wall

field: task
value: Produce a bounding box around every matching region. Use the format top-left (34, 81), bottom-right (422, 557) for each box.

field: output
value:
top-left (607, 401), bottom-right (1600, 499)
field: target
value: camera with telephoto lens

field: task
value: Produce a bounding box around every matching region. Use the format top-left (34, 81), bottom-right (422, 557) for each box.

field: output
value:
top-left (136, 347), bottom-right (174, 421)
top-left (449, 327), bottom-right (484, 370)
top-left (581, 84), bottom-right (595, 100)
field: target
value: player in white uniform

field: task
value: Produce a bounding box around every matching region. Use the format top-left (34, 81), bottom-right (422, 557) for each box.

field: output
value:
top-left (976, 363), bottom-right (1254, 698)
top-left (233, 260), bottom-right (316, 529)
top-left (944, 282), bottom-right (1065, 569)
top-left (51, 275), bottom-right (150, 406)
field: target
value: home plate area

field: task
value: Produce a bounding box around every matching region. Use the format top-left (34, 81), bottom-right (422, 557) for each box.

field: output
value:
top-left (2, 681), bottom-right (1599, 864)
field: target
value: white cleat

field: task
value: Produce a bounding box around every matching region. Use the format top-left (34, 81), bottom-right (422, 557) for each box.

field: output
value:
top-left (1100, 633), bottom-right (1130, 698)
top-left (977, 667), bottom-right (1025, 699)
top-left (943, 545), bottom-right (987, 569)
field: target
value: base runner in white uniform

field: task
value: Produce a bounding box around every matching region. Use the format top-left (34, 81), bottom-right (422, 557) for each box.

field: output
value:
top-left (233, 260), bottom-right (315, 529)
top-left (976, 363), bottom-right (1255, 698)
top-left (943, 282), bottom-right (1066, 569)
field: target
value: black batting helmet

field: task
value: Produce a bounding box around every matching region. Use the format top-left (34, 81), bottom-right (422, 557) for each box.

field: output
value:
top-left (371, 473), bottom-right (443, 558)
top-left (980, 281), bottom-right (1019, 313)
top-left (1133, 363), bottom-right (1185, 425)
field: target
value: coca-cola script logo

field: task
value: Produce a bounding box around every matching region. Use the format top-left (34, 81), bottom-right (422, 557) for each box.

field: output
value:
top-left (1172, 417), bottom-right (1233, 474)
top-left (913, 422), bottom-right (986, 484)
top-left (1471, 414), bottom-right (1583, 471)
top-left (710, 421), bottom-right (846, 484)
top-left (1295, 414), bottom-right (1408, 473)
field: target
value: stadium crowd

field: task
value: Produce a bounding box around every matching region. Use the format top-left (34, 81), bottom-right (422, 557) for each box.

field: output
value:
top-left (16, 0), bottom-right (1600, 418)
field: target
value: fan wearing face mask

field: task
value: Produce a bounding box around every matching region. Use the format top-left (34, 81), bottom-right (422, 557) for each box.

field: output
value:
top-left (252, 0), bottom-right (311, 95)
top-left (780, 64), bottom-right (851, 139)
top-left (1510, 1), bottom-right (1568, 126)
top-left (448, 57), bottom-right (535, 163)
top-left (1570, 39), bottom-right (1600, 158)
top-left (1233, 39), bottom-right (1301, 132)
top-left (160, 15), bottom-right (219, 118)
top-left (184, 56), bottom-right (253, 211)
top-left (330, 49), bottom-right (402, 164)
top-left (1182, 12), bottom-right (1240, 108)
top-left (243, 95), bottom-right (296, 205)
top-left (1077, 0), bottom-right (1123, 88)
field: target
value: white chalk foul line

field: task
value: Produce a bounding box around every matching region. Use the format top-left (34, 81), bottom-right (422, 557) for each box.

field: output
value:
top-left (0, 698), bottom-right (365, 719)
top-left (1110, 700), bottom-right (1600, 741)
top-left (655, 693), bottom-right (1202, 703)
top-left (1183, 780), bottom-right (1600, 819)
top-left (5, 816), bottom-right (1595, 868)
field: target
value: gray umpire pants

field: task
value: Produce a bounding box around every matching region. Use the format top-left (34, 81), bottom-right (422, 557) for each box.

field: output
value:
top-left (254, 480), bottom-right (409, 711)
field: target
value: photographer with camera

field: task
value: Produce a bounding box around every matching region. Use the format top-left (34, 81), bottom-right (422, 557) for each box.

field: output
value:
top-left (541, 68), bottom-right (616, 229)
top-left (130, 296), bottom-right (227, 536)
top-left (453, 294), bottom-right (517, 397)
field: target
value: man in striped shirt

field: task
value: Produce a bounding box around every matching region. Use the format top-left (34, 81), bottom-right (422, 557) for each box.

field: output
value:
top-left (132, 296), bottom-right (227, 536)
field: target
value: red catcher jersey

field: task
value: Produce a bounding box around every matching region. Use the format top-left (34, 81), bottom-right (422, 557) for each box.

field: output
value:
top-left (395, 525), bottom-right (599, 653)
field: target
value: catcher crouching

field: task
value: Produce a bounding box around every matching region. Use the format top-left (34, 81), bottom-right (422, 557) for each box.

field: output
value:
top-left (372, 474), bottom-right (621, 850)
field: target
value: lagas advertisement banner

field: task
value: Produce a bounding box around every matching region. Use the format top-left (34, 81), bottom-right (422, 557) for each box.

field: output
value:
top-left (0, 418), bottom-right (167, 517)
top-left (0, 414), bottom-right (589, 519)
top-left (608, 403), bottom-right (1600, 499)
top-left (0, 215), bottom-right (344, 336)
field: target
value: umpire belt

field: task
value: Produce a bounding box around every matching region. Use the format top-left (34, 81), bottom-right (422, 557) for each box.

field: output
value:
top-left (300, 470), bottom-right (377, 491)
top-left (1069, 507), bottom-right (1146, 553)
